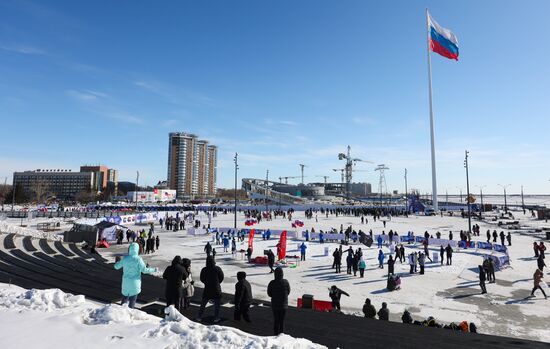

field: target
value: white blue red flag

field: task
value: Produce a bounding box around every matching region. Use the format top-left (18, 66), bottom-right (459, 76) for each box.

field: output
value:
top-left (428, 12), bottom-right (459, 60)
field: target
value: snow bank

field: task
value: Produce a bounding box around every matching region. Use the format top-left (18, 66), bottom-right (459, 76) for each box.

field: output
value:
top-left (0, 284), bottom-right (325, 349)
top-left (146, 306), bottom-right (324, 349)
top-left (83, 304), bottom-right (158, 325)
top-left (0, 288), bottom-right (85, 311)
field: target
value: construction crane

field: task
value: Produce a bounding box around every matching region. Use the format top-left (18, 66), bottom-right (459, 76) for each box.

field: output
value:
top-left (315, 175), bottom-right (330, 184)
top-left (332, 168), bottom-right (345, 184)
top-left (278, 176), bottom-right (303, 184)
top-left (298, 164), bottom-right (307, 184)
top-left (337, 145), bottom-right (373, 198)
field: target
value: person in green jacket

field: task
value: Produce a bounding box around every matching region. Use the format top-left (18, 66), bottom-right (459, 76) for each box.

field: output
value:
top-left (114, 242), bottom-right (157, 308)
top-left (358, 257), bottom-right (366, 278)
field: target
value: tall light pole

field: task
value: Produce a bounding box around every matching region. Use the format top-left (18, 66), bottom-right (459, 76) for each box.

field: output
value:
top-left (476, 185), bottom-right (486, 220)
top-left (265, 169), bottom-right (269, 212)
top-left (464, 150), bottom-right (472, 233)
top-left (404, 169), bottom-right (408, 212)
top-left (521, 185), bottom-right (525, 214)
top-left (234, 153), bottom-right (238, 229)
top-left (498, 184), bottom-right (511, 212)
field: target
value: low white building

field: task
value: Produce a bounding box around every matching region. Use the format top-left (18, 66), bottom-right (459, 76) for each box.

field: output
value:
top-left (127, 189), bottom-right (176, 203)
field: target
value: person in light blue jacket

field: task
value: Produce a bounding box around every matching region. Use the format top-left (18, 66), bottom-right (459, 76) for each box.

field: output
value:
top-left (114, 242), bottom-right (157, 308)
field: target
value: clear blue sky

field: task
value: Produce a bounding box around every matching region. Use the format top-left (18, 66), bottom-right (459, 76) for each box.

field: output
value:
top-left (1, 0), bottom-right (549, 195)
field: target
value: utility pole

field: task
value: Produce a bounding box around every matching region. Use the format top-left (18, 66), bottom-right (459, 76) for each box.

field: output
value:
top-left (476, 185), bottom-right (486, 220)
top-left (234, 153), bottom-right (238, 229)
top-left (498, 184), bottom-right (511, 212)
top-left (521, 185), bottom-right (525, 214)
top-left (464, 150), bottom-right (472, 234)
top-left (404, 168), bottom-right (408, 212)
top-left (265, 169), bottom-right (269, 212)
top-left (11, 177), bottom-right (16, 211)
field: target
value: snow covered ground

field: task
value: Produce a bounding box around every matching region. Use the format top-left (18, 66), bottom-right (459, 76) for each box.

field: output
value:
top-left (98, 209), bottom-right (550, 343)
top-left (0, 283), bottom-right (324, 349)
top-left (2, 208), bottom-right (550, 343)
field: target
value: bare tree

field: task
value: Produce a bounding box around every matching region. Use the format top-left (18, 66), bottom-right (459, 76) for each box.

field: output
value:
top-left (31, 179), bottom-right (52, 203)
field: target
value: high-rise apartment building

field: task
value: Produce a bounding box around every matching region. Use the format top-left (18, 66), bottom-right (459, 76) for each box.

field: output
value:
top-left (80, 165), bottom-right (109, 190)
top-left (167, 132), bottom-right (217, 199)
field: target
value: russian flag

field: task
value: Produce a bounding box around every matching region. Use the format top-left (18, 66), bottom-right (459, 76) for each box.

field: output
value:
top-left (428, 12), bottom-right (459, 60)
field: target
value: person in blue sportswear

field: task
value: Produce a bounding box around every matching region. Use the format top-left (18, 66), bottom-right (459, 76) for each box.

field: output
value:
top-left (114, 242), bottom-right (157, 308)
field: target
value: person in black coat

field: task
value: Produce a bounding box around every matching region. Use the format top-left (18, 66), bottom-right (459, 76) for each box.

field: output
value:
top-left (478, 265), bottom-right (487, 294)
top-left (362, 298), bottom-right (376, 318)
top-left (388, 255), bottom-right (395, 275)
top-left (234, 271), bottom-right (252, 322)
top-left (377, 302), bottom-right (389, 321)
top-left (329, 285), bottom-right (350, 311)
top-left (445, 244), bottom-right (453, 265)
top-left (196, 256), bottom-right (224, 323)
top-left (537, 254), bottom-right (546, 272)
top-left (401, 310), bottom-right (413, 324)
top-left (267, 267), bottom-right (290, 335)
top-left (333, 249), bottom-right (342, 273)
top-left (163, 255), bottom-right (186, 311)
top-left (267, 249), bottom-right (275, 273)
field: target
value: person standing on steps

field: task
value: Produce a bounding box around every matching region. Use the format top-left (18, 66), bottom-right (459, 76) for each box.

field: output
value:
top-left (163, 255), bottom-right (185, 311)
top-left (377, 302), bottom-right (389, 321)
top-left (196, 256), bottom-right (224, 323)
top-left (267, 267), bottom-right (291, 335)
top-left (362, 298), bottom-right (376, 318)
top-left (114, 242), bottom-right (158, 309)
top-left (234, 271), bottom-right (252, 322)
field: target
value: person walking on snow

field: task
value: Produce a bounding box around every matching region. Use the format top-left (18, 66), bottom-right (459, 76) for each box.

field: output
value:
top-left (114, 242), bottom-right (158, 308)
top-left (530, 268), bottom-right (547, 299)
top-left (163, 255), bottom-right (185, 311)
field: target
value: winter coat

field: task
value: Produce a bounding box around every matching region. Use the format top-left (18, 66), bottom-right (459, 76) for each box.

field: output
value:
top-left (234, 271), bottom-right (252, 307)
top-left (534, 269), bottom-right (544, 287)
top-left (267, 267), bottom-right (291, 309)
top-left (479, 267), bottom-right (486, 282)
top-left (163, 256), bottom-right (186, 298)
top-left (377, 307), bottom-right (389, 320)
top-left (401, 310), bottom-right (413, 324)
top-left (378, 251), bottom-right (385, 263)
top-left (359, 259), bottom-right (366, 269)
top-left (200, 256), bottom-right (224, 299)
top-left (267, 251), bottom-right (275, 265)
top-left (183, 271), bottom-right (195, 297)
top-left (329, 287), bottom-right (349, 302)
top-left (114, 243), bottom-right (157, 297)
top-left (300, 243), bottom-right (307, 254)
top-left (363, 303), bottom-right (376, 318)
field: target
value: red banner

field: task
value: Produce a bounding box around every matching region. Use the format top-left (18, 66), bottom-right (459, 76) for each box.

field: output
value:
top-left (279, 230), bottom-right (287, 260)
top-left (248, 229), bottom-right (255, 250)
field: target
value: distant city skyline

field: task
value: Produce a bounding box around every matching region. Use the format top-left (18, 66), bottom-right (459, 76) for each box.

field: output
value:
top-left (1, 1), bottom-right (550, 194)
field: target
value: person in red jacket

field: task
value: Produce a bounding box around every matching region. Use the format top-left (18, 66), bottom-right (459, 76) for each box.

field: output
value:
top-left (531, 269), bottom-right (547, 299)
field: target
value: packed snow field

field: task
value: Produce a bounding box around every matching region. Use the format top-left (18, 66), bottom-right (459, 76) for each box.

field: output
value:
top-left (2, 208), bottom-right (550, 343)
top-left (0, 284), bottom-right (323, 349)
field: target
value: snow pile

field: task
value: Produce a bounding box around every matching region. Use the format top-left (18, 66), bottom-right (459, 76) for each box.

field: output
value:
top-left (83, 304), bottom-right (157, 325)
top-left (0, 284), bottom-right (325, 349)
top-left (146, 305), bottom-right (324, 349)
top-left (0, 288), bottom-right (85, 311)
top-left (0, 221), bottom-right (63, 241)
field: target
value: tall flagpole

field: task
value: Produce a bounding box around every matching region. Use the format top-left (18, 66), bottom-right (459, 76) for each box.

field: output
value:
top-left (426, 9), bottom-right (438, 211)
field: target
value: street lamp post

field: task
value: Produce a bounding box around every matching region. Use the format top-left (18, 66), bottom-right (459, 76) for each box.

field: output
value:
top-left (404, 169), bottom-right (408, 213)
top-left (464, 150), bottom-right (472, 234)
top-left (498, 184), bottom-right (511, 213)
top-left (265, 170), bottom-right (269, 212)
top-left (476, 185), bottom-right (486, 220)
top-left (234, 153), bottom-right (238, 229)
top-left (135, 171), bottom-right (139, 207)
